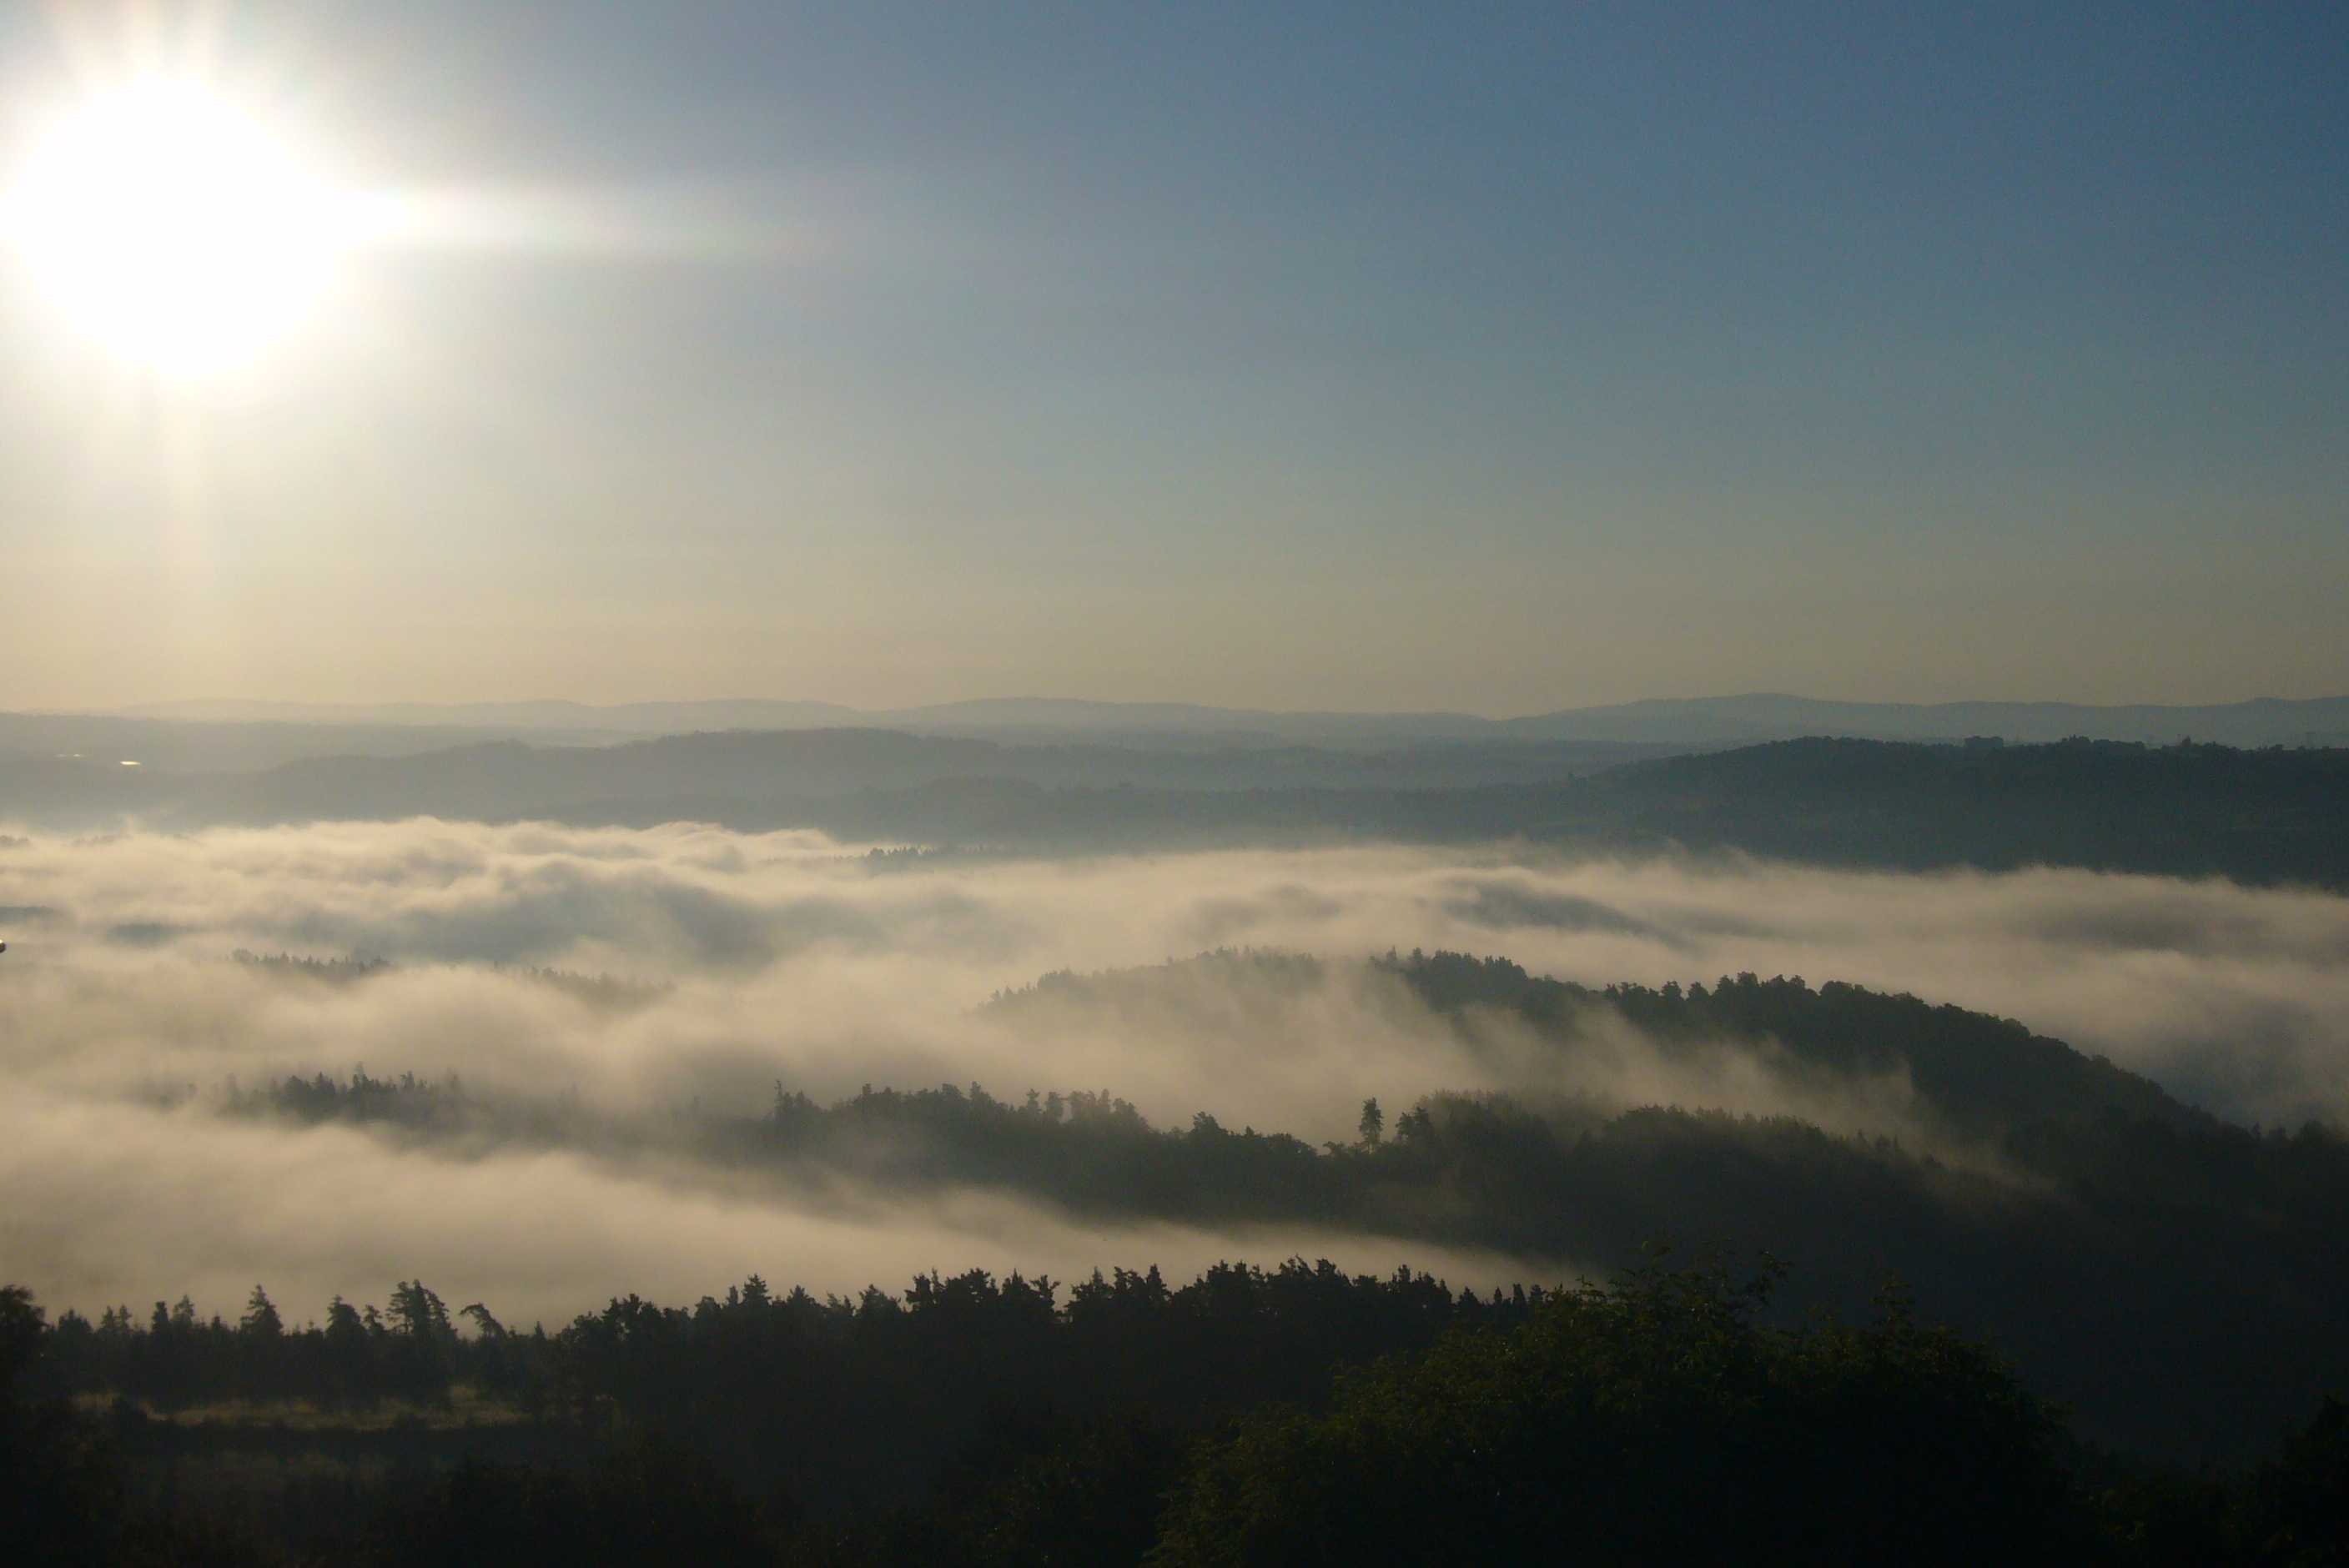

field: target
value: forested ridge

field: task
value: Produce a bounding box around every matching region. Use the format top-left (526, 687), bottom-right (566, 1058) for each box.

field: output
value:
top-left (169, 952), bottom-right (2349, 1458)
top-left (9, 950), bottom-right (2349, 1560)
top-left (8, 734), bottom-right (2345, 887)
top-left (214, 736), bottom-right (2349, 890)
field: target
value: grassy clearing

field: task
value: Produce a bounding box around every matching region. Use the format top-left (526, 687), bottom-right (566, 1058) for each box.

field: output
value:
top-left (73, 1383), bottom-right (533, 1432)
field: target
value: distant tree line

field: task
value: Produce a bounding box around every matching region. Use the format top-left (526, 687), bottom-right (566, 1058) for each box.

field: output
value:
top-left (15, 733), bottom-right (2347, 885)
top-left (641, 736), bottom-right (2349, 885)
top-left (232, 949), bottom-right (669, 1008)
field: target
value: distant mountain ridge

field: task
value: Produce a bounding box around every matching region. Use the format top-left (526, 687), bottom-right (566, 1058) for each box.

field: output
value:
top-left (103, 691), bottom-right (2349, 749)
top-left (1508, 693), bottom-right (2349, 746)
top-left (0, 725), bottom-right (1668, 831)
top-left (8, 731), bottom-right (2344, 889)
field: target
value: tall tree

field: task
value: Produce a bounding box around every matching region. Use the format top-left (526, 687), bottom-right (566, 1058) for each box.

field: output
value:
top-left (239, 1285), bottom-right (283, 1341)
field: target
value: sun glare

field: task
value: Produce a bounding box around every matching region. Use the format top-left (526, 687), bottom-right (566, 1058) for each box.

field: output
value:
top-left (4, 80), bottom-right (346, 374)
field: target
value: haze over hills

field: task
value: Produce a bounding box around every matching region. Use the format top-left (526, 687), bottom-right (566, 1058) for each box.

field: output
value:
top-left (7, 726), bottom-right (2344, 889)
top-left (99, 691), bottom-right (2349, 750)
top-left (0, 711), bottom-right (629, 774)
top-left (8, 2), bottom-right (2347, 1557)
top-left (138, 948), bottom-right (2343, 1460)
top-left (0, 726), bottom-right (1677, 826)
top-left (1498, 693), bottom-right (2349, 747)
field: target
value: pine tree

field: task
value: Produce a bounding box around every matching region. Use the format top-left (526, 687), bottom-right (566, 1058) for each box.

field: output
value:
top-left (239, 1285), bottom-right (284, 1340)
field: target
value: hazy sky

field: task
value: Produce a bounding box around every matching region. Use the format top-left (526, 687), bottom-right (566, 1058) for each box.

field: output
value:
top-left (2, 2), bottom-right (2342, 714)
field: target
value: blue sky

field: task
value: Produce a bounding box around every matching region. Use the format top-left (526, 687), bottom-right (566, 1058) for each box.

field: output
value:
top-left (1, 1), bottom-right (2342, 711)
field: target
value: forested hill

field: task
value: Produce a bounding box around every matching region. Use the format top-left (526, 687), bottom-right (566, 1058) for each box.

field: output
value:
top-left (0, 726), bottom-right (1667, 827)
top-left (979, 952), bottom-right (2349, 1455)
top-left (5, 731), bottom-right (2346, 887)
top-left (1386, 950), bottom-right (2201, 1138)
top-left (991, 947), bottom-right (2218, 1152)
top-left (943, 736), bottom-right (2347, 884)
top-left (83, 952), bottom-right (2349, 1460)
top-left (1576, 737), bottom-right (2349, 886)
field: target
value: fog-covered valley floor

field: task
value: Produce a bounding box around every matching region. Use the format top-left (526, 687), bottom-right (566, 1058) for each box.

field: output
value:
top-left (4, 819), bottom-right (2346, 1331)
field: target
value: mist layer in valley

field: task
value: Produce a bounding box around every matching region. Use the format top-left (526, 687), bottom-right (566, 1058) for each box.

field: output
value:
top-left (0, 822), bottom-right (2339, 1286)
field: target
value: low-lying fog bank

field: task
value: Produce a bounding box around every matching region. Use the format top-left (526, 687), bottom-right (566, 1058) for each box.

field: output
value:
top-left (3, 819), bottom-right (2345, 1325)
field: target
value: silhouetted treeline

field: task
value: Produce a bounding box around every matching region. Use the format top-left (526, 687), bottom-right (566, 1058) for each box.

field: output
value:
top-left (229, 949), bottom-right (669, 1008)
top-left (8, 1261), bottom-right (2347, 1565)
top-left (229, 950), bottom-right (395, 983)
top-left (30, 1262), bottom-right (1506, 1433)
top-left (18, 1259), bottom-right (1522, 1552)
top-left (48, 1282), bottom-right (490, 1414)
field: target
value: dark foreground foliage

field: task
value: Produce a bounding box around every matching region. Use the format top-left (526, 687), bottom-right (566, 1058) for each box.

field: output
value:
top-left (8, 1262), bottom-right (2347, 1566)
top-left (1154, 1264), bottom-right (2077, 1565)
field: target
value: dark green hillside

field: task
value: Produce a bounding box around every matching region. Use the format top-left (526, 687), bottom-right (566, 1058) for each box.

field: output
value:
top-left (1380, 950), bottom-right (2201, 1142)
top-left (1579, 736), bottom-right (2349, 887)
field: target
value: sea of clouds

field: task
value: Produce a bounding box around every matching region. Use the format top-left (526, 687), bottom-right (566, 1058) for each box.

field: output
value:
top-left (3, 819), bottom-right (2344, 1325)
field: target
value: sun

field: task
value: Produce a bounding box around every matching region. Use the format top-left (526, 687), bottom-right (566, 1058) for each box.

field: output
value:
top-left (4, 79), bottom-right (346, 375)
